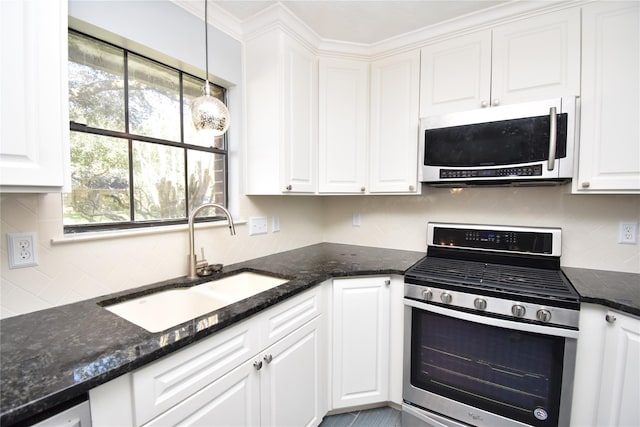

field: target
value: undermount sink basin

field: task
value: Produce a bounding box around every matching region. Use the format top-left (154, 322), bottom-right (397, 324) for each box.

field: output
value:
top-left (105, 272), bottom-right (288, 333)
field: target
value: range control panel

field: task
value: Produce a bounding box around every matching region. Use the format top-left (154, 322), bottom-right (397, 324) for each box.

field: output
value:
top-left (427, 223), bottom-right (561, 256)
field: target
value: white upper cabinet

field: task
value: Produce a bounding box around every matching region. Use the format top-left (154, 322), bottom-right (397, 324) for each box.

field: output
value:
top-left (420, 8), bottom-right (580, 116)
top-left (369, 50), bottom-right (421, 194)
top-left (574, 1), bottom-right (640, 194)
top-left (319, 52), bottom-right (421, 195)
top-left (420, 31), bottom-right (492, 116)
top-left (318, 58), bottom-right (369, 194)
top-left (0, 0), bottom-right (70, 192)
top-left (245, 28), bottom-right (318, 195)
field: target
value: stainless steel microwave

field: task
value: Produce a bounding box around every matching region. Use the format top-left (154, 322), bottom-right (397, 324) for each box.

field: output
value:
top-left (419, 97), bottom-right (577, 185)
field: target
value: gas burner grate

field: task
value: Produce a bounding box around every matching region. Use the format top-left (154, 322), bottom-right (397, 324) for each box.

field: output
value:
top-left (406, 257), bottom-right (578, 301)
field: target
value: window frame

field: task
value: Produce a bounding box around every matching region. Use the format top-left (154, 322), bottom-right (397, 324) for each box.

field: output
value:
top-left (64, 30), bottom-right (229, 234)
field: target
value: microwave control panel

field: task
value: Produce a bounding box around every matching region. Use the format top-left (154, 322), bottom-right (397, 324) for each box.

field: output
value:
top-left (439, 164), bottom-right (543, 179)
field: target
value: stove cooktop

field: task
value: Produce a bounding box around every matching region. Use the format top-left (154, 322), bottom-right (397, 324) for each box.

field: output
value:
top-left (405, 256), bottom-right (580, 307)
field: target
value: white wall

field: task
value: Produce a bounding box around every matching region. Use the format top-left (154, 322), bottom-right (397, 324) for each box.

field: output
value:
top-left (323, 186), bottom-right (640, 273)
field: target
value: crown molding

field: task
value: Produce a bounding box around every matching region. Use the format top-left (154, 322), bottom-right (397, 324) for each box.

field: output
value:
top-left (242, 2), bottom-right (321, 53)
top-left (172, 0), bottom-right (244, 42)
top-left (174, 0), bottom-right (588, 60)
top-left (369, 0), bottom-right (587, 59)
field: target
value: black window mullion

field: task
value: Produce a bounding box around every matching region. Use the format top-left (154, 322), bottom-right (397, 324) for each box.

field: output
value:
top-left (124, 51), bottom-right (136, 223)
top-left (65, 30), bottom-right (229, 234)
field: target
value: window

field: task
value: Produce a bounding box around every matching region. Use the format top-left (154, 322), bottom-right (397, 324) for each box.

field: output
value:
top-left (64, 30), bottom-right (228, 233)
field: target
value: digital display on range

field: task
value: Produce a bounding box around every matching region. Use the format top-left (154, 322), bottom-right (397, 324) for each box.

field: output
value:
top-left (432, 227), bottom-right (553, 254)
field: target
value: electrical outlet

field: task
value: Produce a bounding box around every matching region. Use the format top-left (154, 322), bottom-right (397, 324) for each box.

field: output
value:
top-left (272, 216), bottom-right (280, 233)
top-left (7, 232), bottom-right (38, 269)
top-left (619, 222), bottom-right (638, 244)
top-left (249, 217), bottom-right (268, 236)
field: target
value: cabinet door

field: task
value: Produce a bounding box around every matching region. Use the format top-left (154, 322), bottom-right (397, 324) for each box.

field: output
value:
top-left (596, 310), bottom-right (640, 426)
top-left (419, 31), bottom-right (491, 116)
top-left (245, 29), bottom-right (317, 195)
top-left (575, 1), bottom-right (640, 193)
top-left (370, 51), bottom-right (420, 194)
top-left (260, 317), bottom-right (325, 427)
top-left (491, 8), bottom-right (580, 107)
top-left (0, 0), bottom-right (69, 192)
top-left (132, 318), bottom-right (260, 425)
top-left (319, 58), bottom-right (369, 193)
top-left (144, 361), bottom-right (261, 427)
top-left (332, 276), bottom-right (390, 409)
top-left (282, 38), bottom-right (318, 194)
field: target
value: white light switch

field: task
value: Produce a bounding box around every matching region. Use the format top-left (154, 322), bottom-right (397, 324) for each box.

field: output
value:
top-left (352, 213), bottom-right (361, 227)
top-left (249, 217), bottom-right (268, 236)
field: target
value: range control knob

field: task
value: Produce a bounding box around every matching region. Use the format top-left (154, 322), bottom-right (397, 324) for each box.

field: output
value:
top-left (512, 304), bottom-right (526, 318)
top-left (537, 309), bottom-right (552, 323)
top-left (474, 298), bottom-right (487, 311)
top-left (440, 292), bottom-right (453, 304)
top-left (421, 289), bottom-right (433, 301)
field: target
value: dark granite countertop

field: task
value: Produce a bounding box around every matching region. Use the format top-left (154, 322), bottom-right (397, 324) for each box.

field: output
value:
top-left (562, 267), bottom-right (640, 317)
top-left (0, 243), bottom-right (424, 426)
top-left (1, 243), bottom-right (638, 425)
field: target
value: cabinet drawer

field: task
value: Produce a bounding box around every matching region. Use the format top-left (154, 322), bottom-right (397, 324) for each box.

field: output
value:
top-left (132, 318), bottom-right (260, 425)
top-left (260, 286), bottom-right (324, 349)
top-left (142, 361), bottom-right (260, 427)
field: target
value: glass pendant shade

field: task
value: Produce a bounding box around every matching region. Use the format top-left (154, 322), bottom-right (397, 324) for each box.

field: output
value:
top-left (191, 82), bottom-right (230, 136)
top-left (191, 0), bottom-right (230, 136)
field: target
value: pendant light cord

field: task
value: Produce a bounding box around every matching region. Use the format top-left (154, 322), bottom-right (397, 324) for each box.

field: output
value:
top-left (204, 0), bottom-right (209, 84)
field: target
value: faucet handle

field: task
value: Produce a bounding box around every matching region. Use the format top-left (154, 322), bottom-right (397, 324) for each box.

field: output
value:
top-left (196, 248), bottom-right (208, 268)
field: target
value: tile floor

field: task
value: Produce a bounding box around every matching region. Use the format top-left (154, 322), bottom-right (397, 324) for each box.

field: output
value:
top-left (318, 406), bottom-right (402, 427)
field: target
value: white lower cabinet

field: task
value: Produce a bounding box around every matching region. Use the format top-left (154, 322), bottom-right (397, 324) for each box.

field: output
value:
top-left (89, 285), bottom-right (327, 427)
top-left (146, 317), bottom-right (323, 427)
top-left (259, 317), bottom-right (324, 427)
top-left (330, 276), bottom-right (405, 410)
top-left (144, 361), bottom-right (261, 426)
top-left (570, 304), bottom-right (640, 426)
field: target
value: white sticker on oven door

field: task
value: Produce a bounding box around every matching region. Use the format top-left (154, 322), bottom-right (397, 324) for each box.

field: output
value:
top-left (533, 407), bottom-right (548, 421)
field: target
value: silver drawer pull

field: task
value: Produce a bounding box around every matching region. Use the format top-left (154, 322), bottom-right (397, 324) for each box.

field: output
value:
top-left (605, 314), bottom-right (617, 323)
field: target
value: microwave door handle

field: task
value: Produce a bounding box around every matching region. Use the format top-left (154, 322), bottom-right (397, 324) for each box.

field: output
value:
top-left (548, 106), bottom-right (557, 171)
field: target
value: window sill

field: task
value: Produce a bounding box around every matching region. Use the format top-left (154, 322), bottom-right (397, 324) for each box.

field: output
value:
top-left (51, 219), bottom-right (247, 245)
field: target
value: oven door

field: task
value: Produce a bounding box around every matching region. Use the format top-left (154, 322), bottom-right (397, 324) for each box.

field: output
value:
top-left (403, 298), bottom-right (578, 427)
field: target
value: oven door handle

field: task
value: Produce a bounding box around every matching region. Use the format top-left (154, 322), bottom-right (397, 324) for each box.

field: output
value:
top-left (404, 298), bottom-right (578, 339)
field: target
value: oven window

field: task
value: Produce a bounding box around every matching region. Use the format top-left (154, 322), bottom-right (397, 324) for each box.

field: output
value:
top-left (424, 114), bottom-right (568, 167)
top-left (410, 309), bottom-right (565, 426)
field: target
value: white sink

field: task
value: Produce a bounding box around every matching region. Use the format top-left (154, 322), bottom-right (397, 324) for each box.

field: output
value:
top-left (105, 272), bottom-right (288, 333)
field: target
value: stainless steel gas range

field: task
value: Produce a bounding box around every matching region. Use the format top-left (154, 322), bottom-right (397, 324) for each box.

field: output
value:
top-left (402, 223), bottom-right (580, 427)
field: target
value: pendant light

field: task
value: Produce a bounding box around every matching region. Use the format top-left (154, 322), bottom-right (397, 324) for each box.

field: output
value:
top-left (191, 0), bottom-right (230, 136)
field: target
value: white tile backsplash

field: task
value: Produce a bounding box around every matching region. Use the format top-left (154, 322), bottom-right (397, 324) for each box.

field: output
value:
top-left (1, 186), bottom-right (639, 318)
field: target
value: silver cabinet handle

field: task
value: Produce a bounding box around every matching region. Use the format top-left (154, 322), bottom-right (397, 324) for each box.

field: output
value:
top-left (581, 181), bottom-right (590, 188)
top-left (409, 185), bottom-right (415, 191)
top-left (481, 100), bottom-right (489, 108)
top-left (263, 354), bottom-right (273, 364)
top-left (253, 360), bottom-right (263, 370)
top-left (606, 314), bottom-right (617, 323)
top-left (548, 106), bottom-right (557, 171)
top-left (285, 185), bottom-right (292, 191)
top-left (384, 279), bottom-right (391, 286)
top-left (491, 98), bottom-right (500, 106)
top-left (360, 186), bottom-right (366, 192)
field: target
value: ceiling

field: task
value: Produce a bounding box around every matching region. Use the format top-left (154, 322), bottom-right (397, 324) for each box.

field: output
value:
top-left (212, 1), bottom-right (509, 45)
